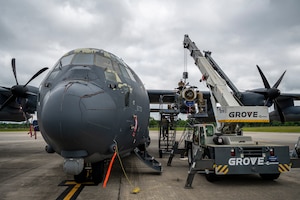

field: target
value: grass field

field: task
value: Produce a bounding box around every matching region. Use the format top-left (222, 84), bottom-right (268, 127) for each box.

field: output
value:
top-left (1, 126), bottom-right (299, 133)
top-left (0, 128), bottom-right (30, 132)
top-left (242, 126), bottom-right (300, 133)
top-left (150, 126), bottom-right (300, 133)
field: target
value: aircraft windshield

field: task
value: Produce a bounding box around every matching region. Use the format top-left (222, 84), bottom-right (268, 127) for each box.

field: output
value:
top-left (59, 53), bottom-right (113, 69)
top-left (48, 49), bottom-right (137, 83)
top-left (72, 53), bottom-right (94, 65)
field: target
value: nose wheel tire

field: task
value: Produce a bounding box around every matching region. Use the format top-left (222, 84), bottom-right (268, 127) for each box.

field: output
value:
top-left (92, 161), bottom-right (104, 184)
top-left (74, 161), bottom-right (104, 184)
top-left (74, 169), bottom-right (87, 183)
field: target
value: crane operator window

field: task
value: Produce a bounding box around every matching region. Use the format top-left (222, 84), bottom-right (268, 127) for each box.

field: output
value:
top-left (206, 126), bottom-right (214, 137)
top-left (193, 127), bottom-right (200, 145)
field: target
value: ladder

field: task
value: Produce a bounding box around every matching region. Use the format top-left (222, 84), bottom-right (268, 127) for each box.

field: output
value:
top-left (158, 110), bottom-right (178, 158)
top-left (167, 117), bottom-right (199, 166)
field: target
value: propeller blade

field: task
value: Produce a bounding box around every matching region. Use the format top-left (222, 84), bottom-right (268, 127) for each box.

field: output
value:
top-left (274, 99), bottom-right (285, 123)
top-left (24, 67), bottom-right (48, 87)
top-left (0, 95), bottom-right (16, 111)
top-left (264, 97), bottom-right (270, 106)
top-left (256, 65), bottom-right (270, 89)
top-left (0, 86), bottom-right (12, 91)
top-left (0, 58), bottom-right (48, 113)
top-left (11, 58), bottom-right (19, 85)
top-left (272, 70), bottom-right (286, 89)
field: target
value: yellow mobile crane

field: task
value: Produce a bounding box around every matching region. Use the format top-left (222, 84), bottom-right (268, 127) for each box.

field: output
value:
top-left (182, 34), bottom-right (299, 187)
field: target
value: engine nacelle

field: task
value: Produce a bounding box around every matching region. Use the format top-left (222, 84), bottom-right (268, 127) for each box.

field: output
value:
top-left (20, 96), bottom-right (37, 113)
top-left (182, 88), bottom-right (197, 101)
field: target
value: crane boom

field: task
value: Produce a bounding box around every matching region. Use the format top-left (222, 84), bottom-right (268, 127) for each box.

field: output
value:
top-left (183, 34), bottom-right (269, 132)
top-left (183, 34), bottom-right (239, 107)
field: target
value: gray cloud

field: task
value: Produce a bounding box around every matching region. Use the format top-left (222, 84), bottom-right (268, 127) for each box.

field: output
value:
top-left (0, 0), bottom-right (299, 94)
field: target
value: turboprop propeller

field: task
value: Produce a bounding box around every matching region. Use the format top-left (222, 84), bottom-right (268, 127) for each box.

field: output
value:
top-left (248, 65), bottom-right (286, 122)
top-left (0, 58), bottom-right (48, 111)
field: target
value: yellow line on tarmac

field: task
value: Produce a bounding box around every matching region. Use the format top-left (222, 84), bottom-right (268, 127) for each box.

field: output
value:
top-left (63, 183), bottom-right (81, 200)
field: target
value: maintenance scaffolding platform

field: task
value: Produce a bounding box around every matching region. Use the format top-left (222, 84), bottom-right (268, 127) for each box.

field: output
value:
top-left (158, 109), bottom-right (179, 158)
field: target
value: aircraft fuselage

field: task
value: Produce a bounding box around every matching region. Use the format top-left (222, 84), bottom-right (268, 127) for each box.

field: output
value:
top-left (37, 48), bottom-right (150, 167)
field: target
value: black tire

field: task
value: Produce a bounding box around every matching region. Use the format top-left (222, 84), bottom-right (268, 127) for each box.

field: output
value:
top-left (74, 169), bottom-right (87, 183)
top-left (260, 173), bottom-right (280, 180)
top-left (203, 149), bottom-right (218, 182)
top-left (159, 150), bottom-right (163, 158)
top-left (92, 161), bottom-right (104, 184)
top-left (205, 173), bottom-right (218, 182)
top-left (138, 143), bottom-right (146, 151)
top-left (187, 147), bottom-right (193, 167)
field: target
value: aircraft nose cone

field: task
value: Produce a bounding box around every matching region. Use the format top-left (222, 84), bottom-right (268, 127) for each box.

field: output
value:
top-left (39, 81), bottom-right (117, 151)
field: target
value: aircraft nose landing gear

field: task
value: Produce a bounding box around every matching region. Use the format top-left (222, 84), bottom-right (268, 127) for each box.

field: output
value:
top-left (73, 161), bottom-right (105, 184)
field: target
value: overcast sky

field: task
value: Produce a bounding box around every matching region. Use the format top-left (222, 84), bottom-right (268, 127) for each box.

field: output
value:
top-left (1, 0), bottom-right (300, 94)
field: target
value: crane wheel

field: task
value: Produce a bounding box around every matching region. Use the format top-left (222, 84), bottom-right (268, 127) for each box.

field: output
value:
top-left (259, 173), bottom-right (280, 180)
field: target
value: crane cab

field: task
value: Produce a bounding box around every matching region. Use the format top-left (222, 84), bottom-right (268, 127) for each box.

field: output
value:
top-left (192, 124), bottom-right (215, 146)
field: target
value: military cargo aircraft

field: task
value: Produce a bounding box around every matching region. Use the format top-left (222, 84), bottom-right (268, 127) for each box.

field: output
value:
top-left (0, 45), bottom-right (299, 183)
top-left (36, 48), bottom-right (165, 183)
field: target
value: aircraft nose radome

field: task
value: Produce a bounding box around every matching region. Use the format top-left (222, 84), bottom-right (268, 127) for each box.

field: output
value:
top-left (39, 81), bottom-right (117, 150)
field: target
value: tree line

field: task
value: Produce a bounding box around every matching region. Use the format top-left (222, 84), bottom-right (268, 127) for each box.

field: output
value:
top-left (0, 122), bottom-right (30, 129)
top-left (0, 118), bottom-right (299, 130)
top-left (149, 117), bottom-right (300, 128)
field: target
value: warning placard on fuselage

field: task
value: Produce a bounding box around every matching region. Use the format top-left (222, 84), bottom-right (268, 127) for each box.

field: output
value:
top-left (217, 106), bottom-right (269, 123)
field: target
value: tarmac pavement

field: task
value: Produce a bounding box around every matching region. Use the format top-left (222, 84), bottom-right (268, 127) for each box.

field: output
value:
top-left (1, 131), bottom-right (300, 200)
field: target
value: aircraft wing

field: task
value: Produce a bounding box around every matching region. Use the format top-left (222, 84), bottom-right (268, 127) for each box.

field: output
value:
top-left (0, 88), bottom-right (20, 109)
top-left (0, 89), bottom-right (27, 121)
top-left (147, 89), bottom-right (212, 103)
top-left (147, 89), bottom-right (177, 104)
top-left (0, 87), bottom-right (13, 96)
top-left (280, 93), bottom-right (300, 100)
top-left (273, 93), bottom-right (300, 110)
top-left (0, 86), bottom-right (37, 121)
top-left (147, 89), bottom-right (215, 121)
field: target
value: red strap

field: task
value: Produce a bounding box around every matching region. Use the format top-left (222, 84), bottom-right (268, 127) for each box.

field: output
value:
top-left (132, 115), bottom-right (138, 137)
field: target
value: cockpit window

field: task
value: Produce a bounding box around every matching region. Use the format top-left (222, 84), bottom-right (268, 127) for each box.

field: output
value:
top-left (112, 61), bottom-right (122, 75)
top-left (60, 54), bottom-right (74, 66)
top-left (72, 53), bottom-right (94, 65)
top-left (105, 70), bottom-right (117, 82)
top-left (119, 64), bottom-right (131, 80)
top-left (104, 69), bottom-right (122, 83)
top-left (95, 54), bottom-right (113, 70)
top-left (58, 53), bottom-right (115, 70)
top-left (49, 49), bottom-right (138, 84)
top-left (118, 64), bottom-right (136, 82)
top-left (125, 67), bottom-right (136, 82)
